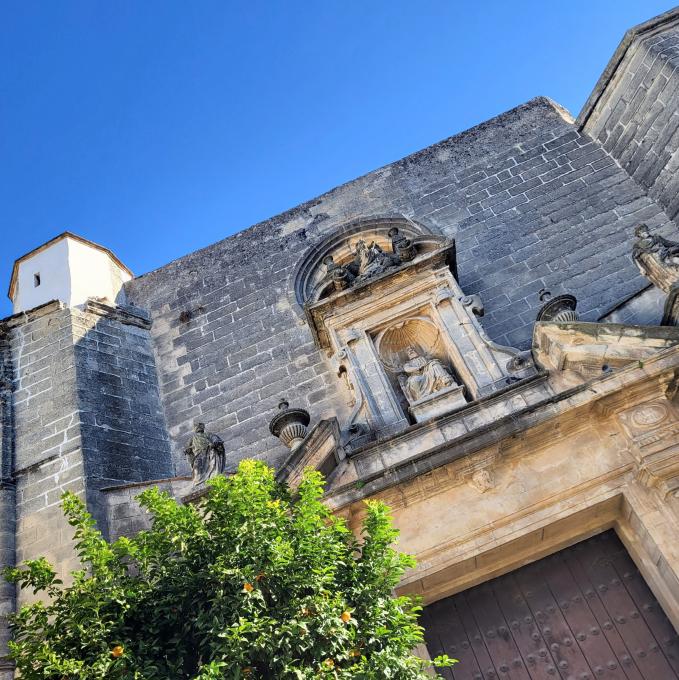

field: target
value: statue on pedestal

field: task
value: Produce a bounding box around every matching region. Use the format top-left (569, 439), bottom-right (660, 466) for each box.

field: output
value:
top-left (400, 346), bottom-right (456, 403)
top-left (184, 423), bottom-right (226, 486)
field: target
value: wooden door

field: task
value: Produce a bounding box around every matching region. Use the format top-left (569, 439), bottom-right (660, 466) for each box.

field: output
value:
top-left (423, 530), bottom-right (679, 679)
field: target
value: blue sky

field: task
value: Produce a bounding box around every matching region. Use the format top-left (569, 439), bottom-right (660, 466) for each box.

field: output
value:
top-left (1, 1), bottom-right (675, 316)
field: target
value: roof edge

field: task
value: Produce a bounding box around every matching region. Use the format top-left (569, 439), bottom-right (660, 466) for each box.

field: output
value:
top-left (130, 96), bottom-right (570, 285)
top-left (577, 6), bottom-right (679, 129)
top-left (7, 231), bottom-right (133, 302)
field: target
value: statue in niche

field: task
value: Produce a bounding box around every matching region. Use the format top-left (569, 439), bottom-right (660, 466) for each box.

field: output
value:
top-left (400, 346), bottom-right (457, 403)
top-left (633, 224), bottom-right (679, 268)
top-left (184, 422), bottom-right (226, 486)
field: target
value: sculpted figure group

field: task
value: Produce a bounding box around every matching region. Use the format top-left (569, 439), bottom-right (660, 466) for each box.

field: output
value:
top-left (633, 224), bottom-right (679, 268)
top-left (323, 229), bottom-right (416, 293)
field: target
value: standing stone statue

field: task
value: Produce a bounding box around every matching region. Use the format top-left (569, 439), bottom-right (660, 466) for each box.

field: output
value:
top-left (184, 422), bottom-right (226, 486)
top-left (400, 346), bottom-right (456, 403)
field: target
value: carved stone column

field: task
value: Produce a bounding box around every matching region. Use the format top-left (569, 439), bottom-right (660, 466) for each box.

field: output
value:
top-left (432, 286), bottom-right (508, 399)
top-left (339, 331), bottom-right (409, 434)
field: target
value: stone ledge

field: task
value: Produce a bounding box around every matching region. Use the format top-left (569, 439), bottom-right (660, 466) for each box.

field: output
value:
top-left (82, 299), bottom-right (152, 329)
top-left (100, 476), bottom-right (192, 493)
top-left (0, 299), bottom-right (65, 330)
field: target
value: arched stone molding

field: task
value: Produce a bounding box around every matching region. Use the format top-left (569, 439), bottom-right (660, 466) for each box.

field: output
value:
top-left (292, 214), bottom-right (446, 309)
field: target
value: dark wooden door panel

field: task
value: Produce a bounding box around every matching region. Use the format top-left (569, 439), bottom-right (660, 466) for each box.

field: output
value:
top-left (423, 530), bottom-right (679, 680)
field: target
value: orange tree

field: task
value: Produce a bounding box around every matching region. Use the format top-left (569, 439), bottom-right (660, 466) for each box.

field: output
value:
top-left (5, 460), bottom-right (455, 679)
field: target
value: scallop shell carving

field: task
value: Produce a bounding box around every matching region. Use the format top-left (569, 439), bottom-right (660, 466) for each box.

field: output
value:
top-left (374, 318), bottom-right (445, 372)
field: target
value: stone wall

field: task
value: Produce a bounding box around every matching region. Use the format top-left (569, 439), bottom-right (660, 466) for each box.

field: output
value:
top-left (2, 301), bottom-right (174, 602)
top-left (0, 329), bottom-right (15, 678)
top-left (7, 304), bottom-right (85, 603)
top-left (103, 476), bottom-right (192, 542)
top-left (580, 10), bottom-right (679, 222)
top-left (70, 303), bottom-right (174, 532)
top-left (125, 97), bottom-right (675, 471)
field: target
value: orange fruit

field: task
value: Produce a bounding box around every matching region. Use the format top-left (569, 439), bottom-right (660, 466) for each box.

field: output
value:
top-left (111, 645), bottom-right (124, 658)
top-left (341, 611), bottom-right (352, 623)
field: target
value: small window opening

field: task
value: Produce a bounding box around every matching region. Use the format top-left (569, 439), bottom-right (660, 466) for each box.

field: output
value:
top-left (33, 273), bottom-right (41, 287)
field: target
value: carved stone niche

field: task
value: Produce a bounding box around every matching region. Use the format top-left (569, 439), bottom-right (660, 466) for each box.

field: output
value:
top-left (373, 318), bottom-right (467, 422)
top-left (294, 217), bottom-right (535, 437)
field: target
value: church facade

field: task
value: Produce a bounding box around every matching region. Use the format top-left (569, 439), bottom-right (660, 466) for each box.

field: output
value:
top-left (4, 7), bottom-right (679, 678)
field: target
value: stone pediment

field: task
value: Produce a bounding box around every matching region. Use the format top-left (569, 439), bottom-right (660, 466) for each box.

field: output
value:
top-left (293, 215), bottom-right (450, 312)
top-left (533, 320), bottom-right (679, 381)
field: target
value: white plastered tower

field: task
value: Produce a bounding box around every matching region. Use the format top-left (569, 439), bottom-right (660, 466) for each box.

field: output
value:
top-left (8, 232), bottom-right (132, 313)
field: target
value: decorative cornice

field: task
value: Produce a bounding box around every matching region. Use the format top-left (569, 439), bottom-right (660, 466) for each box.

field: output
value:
top-left (325, 344), bottom-right (679, 511)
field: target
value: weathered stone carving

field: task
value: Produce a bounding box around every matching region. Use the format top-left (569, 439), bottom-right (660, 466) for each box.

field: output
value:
top-left (633, 224), bottom-right (679, 291)
top-left (306, 239), bottom-right (537, 433)
top-left (461, 294), bottom-right (484, 317)
top-left (400, 346), bottom-right (457, 403)
top-left (322, 240), bottom-right (401, 292)
top-left (323, 255), bottom-right (354, 292)
top-left (352, 239), bottom-right (400, 282)
top-left (469, 469), bottom-right (494, 493)
top-left (506, 351), bottom-right (532, 373)
top-left (389, 227), bottom-right (416, 262)
top-left (536, 289), bottom-right (579, 322)
top-left (269, 399), bottom-right (311, 450)
top-left (184, 423), bottom-right (226, 486)
top-left (632, 225), bottom-right (679, 326)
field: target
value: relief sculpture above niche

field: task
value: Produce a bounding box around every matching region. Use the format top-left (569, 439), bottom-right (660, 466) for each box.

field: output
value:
top-left (293, 215), bottom-right (536, 441)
